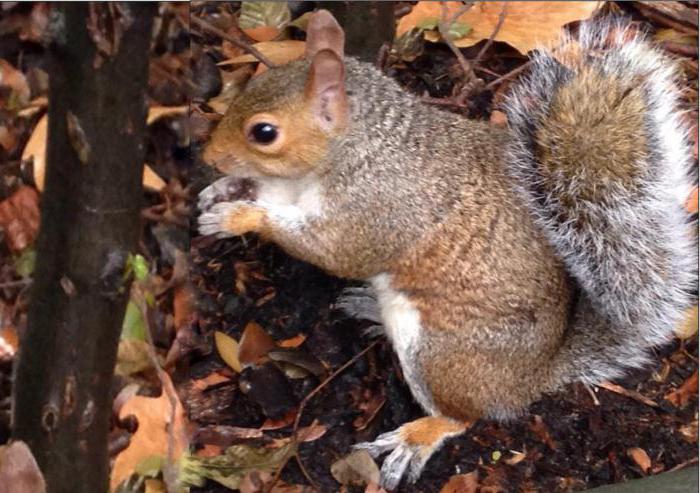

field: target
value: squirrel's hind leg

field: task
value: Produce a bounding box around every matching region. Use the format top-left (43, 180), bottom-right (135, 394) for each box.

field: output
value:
top-left (354, 416), bottom-right (469, 490)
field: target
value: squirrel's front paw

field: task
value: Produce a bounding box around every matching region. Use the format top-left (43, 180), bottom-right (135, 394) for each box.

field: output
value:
top-left (198, 176), bottom-right (259, 212)
top-left (198, 201), bottom-right (266, 238)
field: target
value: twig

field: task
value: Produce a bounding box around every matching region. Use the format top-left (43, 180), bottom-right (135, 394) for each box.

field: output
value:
top-left (484, 60), bottom-right (532, 91)
top-left (668, 456), bottom-right (699, 473)
top-left (137, 291), bottom-right (182, 493)
top-left (439, 2), bottom-right (474, 83)
top-left (0, 278), bottom-right (32, 289)
top-left (634, 3), bottom-right (698, 36)
top-left (189, 14), bottom-right (275, 68)
top-left (264, 340), bottom-right (381, 493)
top-left (472, 2), bottom-right (507, 68)
top-left (598, 381), bottom-right (659, 408)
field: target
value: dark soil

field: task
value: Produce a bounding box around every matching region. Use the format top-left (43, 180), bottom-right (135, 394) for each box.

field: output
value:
top-left (187, 233), bottom-right (698, 493)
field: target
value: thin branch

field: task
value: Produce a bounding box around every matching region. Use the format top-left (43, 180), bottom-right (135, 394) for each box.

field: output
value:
top-left (484, 60), bottom-right (532, 91)
top-left (189, 14), bottom-right (275, 68)
top-left (472, 2), bottom-right (507, 68)
top-left (438, 2), bottom-right (474, 83)
top-left (264, 340), bottom-right (382, 493)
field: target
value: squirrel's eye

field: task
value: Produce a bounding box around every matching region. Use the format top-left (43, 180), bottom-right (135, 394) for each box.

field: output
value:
top-left (249, 123), bottom-right (278, 145)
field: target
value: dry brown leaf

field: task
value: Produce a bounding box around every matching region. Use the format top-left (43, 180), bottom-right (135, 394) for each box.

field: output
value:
top-left (111, 373), bottom-right (189, 490)
top-left (215, 331), bottom-right (242, 373)
top-left (218, 40), bottom-right (305, 66)
top-left (297, 419), bottom-right (328, 443)
top-left (489, 110), bottom-right (508, 127)
top-left (397, 1), bottom-right (600, 54)
top-left (627, 447), bottom-right (651, 474)
top-left (665, 370), bottom-right (699, 408)
top-left (0, 325), bottom-right (18, 362)
top-left (0, 125), bottom-right (16, 153)
top-left (0, 441), bottom-right (46, 493)
top-left (331, 450), bottom-right (380, 487)
top-left (0, 186), bottom-right (40, 252)
top-left (0, 59), bottom-right (30, 108)
top-left (440, 471), bottom-right (479, 493)
top-left (238, 321), bottom-right (276, 368)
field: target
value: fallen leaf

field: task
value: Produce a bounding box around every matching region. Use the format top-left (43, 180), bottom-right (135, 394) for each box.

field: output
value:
top-left (665, 370), bottom-right (699, 408)
top-left (0, 441), bottom-right (46, 493)
top-left (218, 40), bottom-right (305, 66)
top-left (215, 331), bottom-right (242, 373)
top-left (0, 325), bottom-right (18, 361)
top-left (440, 471), bottom-right (479, 493)
top-left (180, 442), bottom-right (296, 490)
top-left (675, 305), bottom-right (698, 339)
top-left (627, 447), bottom-right (651, 474)
top-left (297, 420), bottom-right (328, 443)
top-left (397, 1), bottom-right (600, 54)
top-left (111, 373), bottom-right (189, 491)
top-left (331, 450), bottom-right (380, 487)
top-left (0, 125), bottom-right (16, 153)
top-left (238, 2), bottom-right (290, 41)
top-left (0, 186), bottom-right (40, 252)
top-left (239, 321), bottom-right (276, 368)
top-left (192, 372), bottom-right (230, 391)
top-left (278, 334), bottom-right (306, 348)
top-left (115, 339), bottom-right (152, 377)
top-left (0, 59), bottom-right (30, 109)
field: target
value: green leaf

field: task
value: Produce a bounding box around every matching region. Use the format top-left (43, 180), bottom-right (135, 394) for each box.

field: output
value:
top-left (13, 248), bottom-right (35, 278)
top-left (180, 442), bottom-right (296, 489)
top-left (135, 455), bottom-right (165, 478)
top-left (416, 17), bottom-right (439, 31)
top-left (121, 300), bottom-right (146, 341)
top-left (447, 21), bottom-right (472, 40)
top-left (131, 254), bottom-right (149, 282)
top-left (238, 2), bottom-right (291, 30)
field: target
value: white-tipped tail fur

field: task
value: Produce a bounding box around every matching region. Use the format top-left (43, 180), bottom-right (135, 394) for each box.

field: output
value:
top-left (504, 18), bottom-right (697, 384)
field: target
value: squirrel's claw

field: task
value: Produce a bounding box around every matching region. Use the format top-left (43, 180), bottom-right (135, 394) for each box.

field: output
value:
top-left (335, 285), bottom-right (382, 324)
top-left (198, 201), bottom-right (266, 237)
top-left (354, 417), bottom-right (468, 490)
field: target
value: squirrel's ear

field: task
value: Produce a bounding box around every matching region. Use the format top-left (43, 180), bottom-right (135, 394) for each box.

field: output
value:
top-left (305, 10), bottom-right (344, 60)
top-left (305, 49), bottom-right (347, 132)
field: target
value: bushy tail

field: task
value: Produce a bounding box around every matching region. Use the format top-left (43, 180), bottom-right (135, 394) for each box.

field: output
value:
top-left (503, 19), bottom-right (698, 384)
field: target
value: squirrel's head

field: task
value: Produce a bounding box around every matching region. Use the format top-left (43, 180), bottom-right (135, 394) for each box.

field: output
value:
top-left (203, 10), bottom-right (348, 179)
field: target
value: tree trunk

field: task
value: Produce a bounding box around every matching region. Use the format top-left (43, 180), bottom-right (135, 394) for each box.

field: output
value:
top-left (12, 3), bottom-right (156, 492)
top-left (318, 1), bottom-right (395, 63)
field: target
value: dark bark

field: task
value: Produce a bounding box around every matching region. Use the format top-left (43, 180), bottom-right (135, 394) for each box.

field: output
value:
top-left (318, 1), bottom-right (395, 63)
top-left (12, 3), bottom-right (156, 492)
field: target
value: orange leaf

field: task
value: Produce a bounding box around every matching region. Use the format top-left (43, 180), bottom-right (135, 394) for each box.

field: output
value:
top-left (242, 26), bottom-right (281, 42)
top-left (278, 334), bottom-right (306, 348)
top-left (664, 370), bottom-right (699, 408)
top-left (397, 1), bottom-right (600, 54)
top-left (626, 447), bottom-right (651, 474)
top-left (0, 59), bottom-right (30, 108)
top-left (110, 373), bottom-right (189, 490)
top-left (218, 40), bottom-right (305, 66)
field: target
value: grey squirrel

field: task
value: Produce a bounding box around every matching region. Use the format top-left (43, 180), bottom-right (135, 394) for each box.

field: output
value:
top-left (198, 10), bottom-right (697, 490)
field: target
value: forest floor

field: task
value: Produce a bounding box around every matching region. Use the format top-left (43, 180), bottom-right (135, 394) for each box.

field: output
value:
top-left (0, 2), bottom-right (698, 493)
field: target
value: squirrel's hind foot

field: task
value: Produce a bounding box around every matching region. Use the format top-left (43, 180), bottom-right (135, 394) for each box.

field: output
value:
top-left (354, 416), bottom-right (468, 490)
